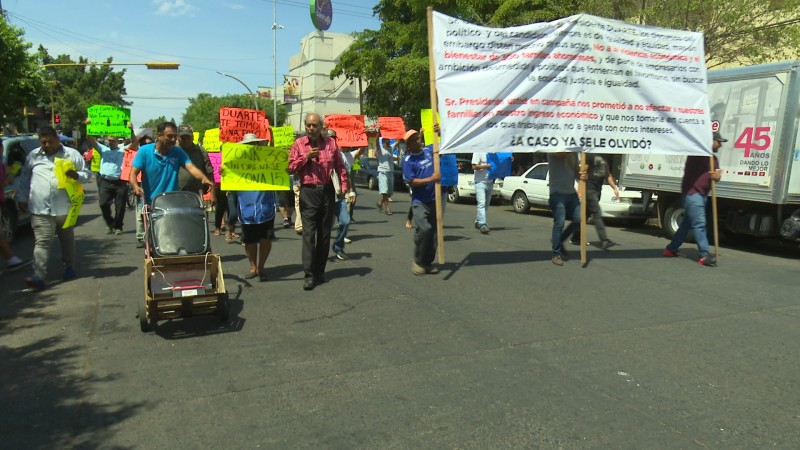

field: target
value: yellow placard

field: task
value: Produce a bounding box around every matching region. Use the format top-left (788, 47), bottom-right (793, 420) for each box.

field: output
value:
top-left (420, 109), bottom-right (441, 146)
top-left (219, 143), bottom-right (290, 191)
top-left (54, 158), bottom-right (85, 228)
top-left (193, 131), bottom-right (199, 144)
top-left (203, 128), bottom-right (221, 152)
top-left (270, 126), bottom-right (295, 148)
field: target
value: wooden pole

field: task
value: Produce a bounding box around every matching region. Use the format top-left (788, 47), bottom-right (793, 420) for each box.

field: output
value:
top-left (580, 152), bottom-right (587, 265)
top-left (710, 156), bottom-right (720, 260)
top-left (427, 7), bottom-right (445, 265)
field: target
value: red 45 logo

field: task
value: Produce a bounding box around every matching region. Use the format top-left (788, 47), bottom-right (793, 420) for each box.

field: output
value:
top-left (734, 127), bottom-right (771, 157)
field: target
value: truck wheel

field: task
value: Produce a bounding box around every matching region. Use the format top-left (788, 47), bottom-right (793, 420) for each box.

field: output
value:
top-left (663, 203), bottom-right (685, 239)
top-left (512, 191), bottom-right (530, 214)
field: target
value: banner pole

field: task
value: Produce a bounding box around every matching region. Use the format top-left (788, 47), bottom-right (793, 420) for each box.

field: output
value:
top-left (580, 151), bottom-right (587, 265)
top-left (710, 156), bottom-right (720, 261)
top-left (427, 7), bottom-right (445, 265)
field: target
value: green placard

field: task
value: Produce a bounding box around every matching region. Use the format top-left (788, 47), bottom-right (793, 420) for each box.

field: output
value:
top-left (271, 126), bottom-right (295, 148)
top-left (86, 105), bottom-right (131, 138)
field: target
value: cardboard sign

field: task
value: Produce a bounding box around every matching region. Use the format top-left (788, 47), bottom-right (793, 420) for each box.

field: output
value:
top-left (378, 116), bottom-right (406, 139)
top-left (86, 105), bottom-right (131, 138)
top-left (208, 152), bottom-right (222, 183)
top-left (271, 126), bottom-right (295, 148)
top-left (487, 152), bottom-right (514, 179)
top-left (203, 128), bottom-right (222, 152)
top-left (193, 131), bottom-right (199, 144)
top-left (220, 143), bottom-right (290, 191)
top-left (420, 109), bottom-right (441, 146)
top-left (119, 149), bottom-right (141, 182)
top-left (54, 158), bottom-right (85, 228)
top-left (440, 152), bottom-right (458, 187)
top-left (324, 114), bottom-right (367, 147)
top-left (219, 107), bottom-right (271, 143)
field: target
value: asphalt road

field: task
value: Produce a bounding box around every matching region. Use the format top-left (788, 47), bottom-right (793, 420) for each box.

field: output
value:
top-left (1, 183), bottom-right (798, 449)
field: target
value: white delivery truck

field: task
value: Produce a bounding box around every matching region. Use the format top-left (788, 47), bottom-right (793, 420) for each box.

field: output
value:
top-left (619, 60), bottom-right (800, 243)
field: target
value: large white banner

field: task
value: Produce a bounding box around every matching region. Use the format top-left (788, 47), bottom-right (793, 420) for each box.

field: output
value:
top-left (432, 12), bottom-right (712, 156)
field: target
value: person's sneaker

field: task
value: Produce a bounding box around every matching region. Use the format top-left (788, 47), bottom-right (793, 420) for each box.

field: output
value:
top-left (699, 254), bottom-right (717, 267)
top-left (343, 237), bottom-right (352, 244)
top-left (106, 226), bottom-right (114, 235)
top-left (601, 239), bottom-right (618, 250)
top-left (479, 225), bottom-right (490, 234)
top-left (412, 261), bottom-right (426, 275)
top-left (662, 248), bottom-right (679, 257)
top-left (425, 265), bottom-right (440, 274)
top-left (551, 256), bottom-right (564, 266)
top-left (334, 250), bottom-right (348, 261)
top-left (63, 267), bottom-right (77, 280)
top-left (474, 221), bottom-right (480, 229)
top-left (114, 229), bottom-right (123, 236)
top-left (282, 218), bottom-right (291, 228)
top-left (136, 240), bottom-right (145, 248)
top-left (569, 236), bottom-right (580, 245)
top-left (24, 275), bottom-right (46, 290)
top-left (6, 259), bottom-right (30, 272)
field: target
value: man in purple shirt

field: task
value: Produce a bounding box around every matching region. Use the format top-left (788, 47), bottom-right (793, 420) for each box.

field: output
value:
top-left (288, 112), bottom-right (349, 290)
top-left (663, 131), bottom-right (724, 266)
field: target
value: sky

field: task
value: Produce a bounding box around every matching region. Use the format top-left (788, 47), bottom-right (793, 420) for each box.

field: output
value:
top-left (5, 0), bottom-right (381, 125)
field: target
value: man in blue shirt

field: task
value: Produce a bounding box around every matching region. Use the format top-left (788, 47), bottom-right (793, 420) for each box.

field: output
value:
top-left (401, 129), bottom-right (441, 275)
top-left (97, 136), bottom-right (131, 235)
top-left (128, 121), bottom-right (214, 248)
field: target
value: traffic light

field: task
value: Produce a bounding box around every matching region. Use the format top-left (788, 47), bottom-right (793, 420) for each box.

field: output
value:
top-left (54, 114), bottom-right (61, 124)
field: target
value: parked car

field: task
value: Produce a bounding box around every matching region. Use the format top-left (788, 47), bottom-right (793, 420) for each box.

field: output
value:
top-left (500, 162), bottom-right (655, 224)
top-left (1, 134), bottom-right (40, 241)
top-left (351, 157), bottom-right (406, 191)
top-left (447, 158), bottom-right (504, 204)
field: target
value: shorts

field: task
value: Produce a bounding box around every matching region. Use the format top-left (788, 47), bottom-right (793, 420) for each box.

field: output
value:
top-left (240, 218), bottom-right (275, 244)
top-left (378, 172), bottom-right (394, 195)
top-left (278, 190), bottom-right (295, 208)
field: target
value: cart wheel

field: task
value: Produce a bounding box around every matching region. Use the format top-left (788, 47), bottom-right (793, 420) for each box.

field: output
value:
top-left (218, 294), bottom-right (230, 322)
top-left (137, 301), bottom-right (149, 332)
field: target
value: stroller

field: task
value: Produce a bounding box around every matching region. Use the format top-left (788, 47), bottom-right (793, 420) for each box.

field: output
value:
top-left (137, 191), bottom-right (228, 332)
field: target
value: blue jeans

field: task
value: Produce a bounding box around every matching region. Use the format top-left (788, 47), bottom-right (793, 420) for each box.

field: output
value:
top-left (549, 192), bottom-right (581, 256)
top-left (226, 191), bottom-right (239, 226)
top-left (474, 180), bottom-right (493, 226)
top-left (332, 198), bottom-right (351, 253)
top-left (667, 193), bottom-right (710, 257)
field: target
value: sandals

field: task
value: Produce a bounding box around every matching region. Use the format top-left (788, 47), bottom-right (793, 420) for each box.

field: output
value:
top-left (214, 229), bottom-right (221, 236)
top-left (245, 271), bottom-right (258, 279)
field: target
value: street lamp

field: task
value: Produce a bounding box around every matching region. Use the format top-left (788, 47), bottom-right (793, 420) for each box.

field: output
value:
top-left (217, 71), bottom-right (258, 111)
top-left (42, 61), bottom-right (180, 127)
top-left (272, 0), bottom-right (285, 126)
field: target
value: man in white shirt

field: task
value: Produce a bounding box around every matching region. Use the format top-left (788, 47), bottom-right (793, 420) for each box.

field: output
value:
top-left (471, 152), bottom-right (493, 234)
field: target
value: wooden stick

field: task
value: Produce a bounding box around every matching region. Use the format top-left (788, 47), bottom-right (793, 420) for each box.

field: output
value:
top-left (580, 152), bottom-right (587, 265)
top-left (427, 7), bottom-right (445, 265)
top-left (709, 156), bottom-right (720, 261)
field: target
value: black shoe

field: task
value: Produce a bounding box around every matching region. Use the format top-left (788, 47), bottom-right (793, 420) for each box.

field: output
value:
top-left (601, 239), bottom-right (618, 250)
top-left (568, 237), bottom-right (579, 245)
top-left (314, 274), bottom-right (327, 284)
top-left (303, 279), bottom-right (316, 290)
top-left (334, 250), bottom-right (348, 261)
top-left (699, 254), bottom-right (717, 267)
top-left (136, 240), bottom-right (145, 248)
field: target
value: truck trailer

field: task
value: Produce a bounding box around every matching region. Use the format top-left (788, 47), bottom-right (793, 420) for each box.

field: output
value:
top-left (619, 60), bottom-right (800, 243)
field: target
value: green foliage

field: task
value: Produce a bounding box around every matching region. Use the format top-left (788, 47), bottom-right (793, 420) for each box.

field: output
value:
top-left (0, 17), bottom-right (47, 130)
top-left (38, 47), bottom-right (129, 134)
top-left (181, 93), bottom-right (286, 137)
top-left (141, 116), bottom-right (169, 129)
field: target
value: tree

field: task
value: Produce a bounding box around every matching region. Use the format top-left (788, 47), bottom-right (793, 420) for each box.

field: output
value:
top-left (581, 0), bottom-right (800, 68)
top-left (141, 116), bottom-right (169, 129)
top-left (38, 48), bottom-right (129, 134)
top-left (0, 17), bottom-right (46, 131)
top-left (332, 0), bottom-right (800, 126)
top-left (181, 93), bottom-right (286, 138)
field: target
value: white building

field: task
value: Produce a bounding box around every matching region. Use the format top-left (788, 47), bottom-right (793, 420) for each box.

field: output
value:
top-left (284, 31), bottom-right (362, 133)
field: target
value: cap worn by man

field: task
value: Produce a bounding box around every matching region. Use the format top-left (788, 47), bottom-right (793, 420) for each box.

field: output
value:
top-left (713, 131), bottom-right (727, 142)
top-left (403, 129), bottom-right (418, 141)
top-left (240, 133), bottom-right (268, 145)
top-left (178, 125), bottom-right (193, 137)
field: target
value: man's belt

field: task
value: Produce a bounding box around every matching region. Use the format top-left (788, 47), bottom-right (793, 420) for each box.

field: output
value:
top-left (301, 183), bottom-right (331, 190)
